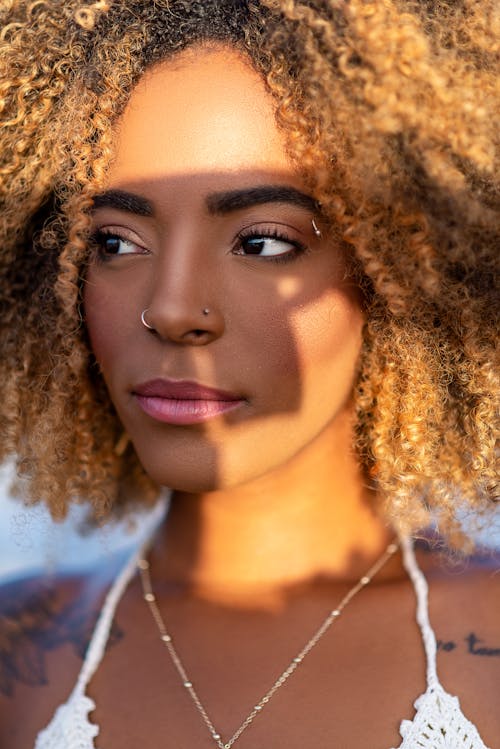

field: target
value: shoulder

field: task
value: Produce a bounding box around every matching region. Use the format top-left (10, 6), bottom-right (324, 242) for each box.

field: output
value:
top-left (417, 538), bottom-right (500, 629)
top-left (0, 559), bottom-right (126, 749)
top-left (418, 541), bottom-right (500, 745)
top-left (424, 539), bottom-right (500, 597)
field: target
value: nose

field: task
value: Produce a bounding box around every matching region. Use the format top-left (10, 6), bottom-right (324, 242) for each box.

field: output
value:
top-left (141, 246), bottom-right (225, 346)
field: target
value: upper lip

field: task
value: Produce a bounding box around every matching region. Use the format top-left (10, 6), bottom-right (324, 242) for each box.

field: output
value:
top-left (132, 378), bottom-right (243, 401)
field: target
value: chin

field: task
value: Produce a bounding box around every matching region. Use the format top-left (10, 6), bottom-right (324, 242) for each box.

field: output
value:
top-left (138, 451), bottom-right (280, 495)
top-left (137, 456), bottom-right (228, 495)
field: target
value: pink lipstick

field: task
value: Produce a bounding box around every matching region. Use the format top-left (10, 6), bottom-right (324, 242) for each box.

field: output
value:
top-left (132, 379), bottom-right (245, 425)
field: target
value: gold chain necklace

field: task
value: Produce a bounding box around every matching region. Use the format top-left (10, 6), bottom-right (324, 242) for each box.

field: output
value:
top-left (138, 540), bottom-right (399, 749)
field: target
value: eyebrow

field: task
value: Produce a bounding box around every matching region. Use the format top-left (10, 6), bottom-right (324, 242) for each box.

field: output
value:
top-left (91, 189), bottom-right (154, 216)
top-left (206, 186), bottom-right (319, 214)
top-left (91, 185), bottom-right (319, 218)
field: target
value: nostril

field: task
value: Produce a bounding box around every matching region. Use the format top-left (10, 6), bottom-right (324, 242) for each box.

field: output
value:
top-left (181, 329), bottom-right (212, 344)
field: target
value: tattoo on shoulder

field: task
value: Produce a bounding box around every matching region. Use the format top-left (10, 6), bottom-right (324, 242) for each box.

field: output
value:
top-left (437, 632), bottom-right (500, 657)
top-left (0, 579), bottom-right (124, 698)
top-left (465, 632), bottom-right (500, 656)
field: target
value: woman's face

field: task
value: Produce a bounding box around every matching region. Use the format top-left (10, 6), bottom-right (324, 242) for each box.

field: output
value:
top-left (84, 45), bottom-right (364, 492)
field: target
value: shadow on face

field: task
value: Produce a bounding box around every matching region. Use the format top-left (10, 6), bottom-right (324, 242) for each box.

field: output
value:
top-left (84, 178), bottom-right (363, 491)
top-left (82, 45), bottom-right (365, 533)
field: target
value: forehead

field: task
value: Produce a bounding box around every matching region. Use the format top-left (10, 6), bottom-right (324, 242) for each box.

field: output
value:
top-left (107, 45), bottom-right (292, 185)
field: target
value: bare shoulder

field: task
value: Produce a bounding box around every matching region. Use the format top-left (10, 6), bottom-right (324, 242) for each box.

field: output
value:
top-left (420, 541), bottom-right (500, 746)
top-left (427, 541), bottom-right (500, 611)
top-left (421, 539), bottom-right (500, 637)
top-left (0, 561), bottom-right (125, 749)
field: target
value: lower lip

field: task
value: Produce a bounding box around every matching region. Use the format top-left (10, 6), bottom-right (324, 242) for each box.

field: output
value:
top-left (134, 395), bottom-right (244, 425)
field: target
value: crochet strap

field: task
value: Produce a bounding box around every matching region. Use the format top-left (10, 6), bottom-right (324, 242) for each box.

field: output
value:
top-left (399, 535), bottom-right (439, 689)
top-left (73, 499), bottom-right (168, 694)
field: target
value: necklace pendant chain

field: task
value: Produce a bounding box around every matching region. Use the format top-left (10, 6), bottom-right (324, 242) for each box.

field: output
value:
top-left (138, 540), bottom-right (399, 748)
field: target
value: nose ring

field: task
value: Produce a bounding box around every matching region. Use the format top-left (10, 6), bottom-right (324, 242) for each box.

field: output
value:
top-left (141, 308), bottom-right (210, 328)
top-left (141, 309), bottom-right (155, 330)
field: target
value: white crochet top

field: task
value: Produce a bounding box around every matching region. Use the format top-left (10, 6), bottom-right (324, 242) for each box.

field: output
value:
top-left (34, 509), bottom-right (490, 749)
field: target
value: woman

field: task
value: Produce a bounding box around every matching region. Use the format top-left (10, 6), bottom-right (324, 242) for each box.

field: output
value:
top-left (0, 1), bottom-right (498, 747)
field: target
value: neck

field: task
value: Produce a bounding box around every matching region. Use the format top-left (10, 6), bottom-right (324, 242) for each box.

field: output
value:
top-left (154, 414), bottom-right (392, 605)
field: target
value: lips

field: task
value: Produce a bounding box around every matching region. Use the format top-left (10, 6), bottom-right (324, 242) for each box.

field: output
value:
top-left (132, 378), bottom-right (245, 425)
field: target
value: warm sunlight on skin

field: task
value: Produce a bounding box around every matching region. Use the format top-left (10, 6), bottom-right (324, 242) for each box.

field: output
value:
top-left (277, 276), bottom-right (302, 299)
top-left (110, 46), bottom-right (290, 179)
top-left (84, 46), bottom-right (391, 600)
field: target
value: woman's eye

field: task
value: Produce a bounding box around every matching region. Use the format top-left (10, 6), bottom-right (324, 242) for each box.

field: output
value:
top-left (234, 234), bottom-right (305, 259)
top-left (92, 230), bottom-right (144, 257)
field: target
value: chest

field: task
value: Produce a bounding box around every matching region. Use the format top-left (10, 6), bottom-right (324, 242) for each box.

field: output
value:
top-left (84, 578), bottom-right (499, 749)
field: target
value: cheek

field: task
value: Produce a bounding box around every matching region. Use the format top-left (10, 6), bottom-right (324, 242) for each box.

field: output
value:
top-left (213, 286), bottom-right (364, 488)
top-left (239, 283), bottom-right (364, 394)
top-left (289, 294), bottom-right (364, 430)
top-left (292, 289), bottom-right (364, 375)
top-left (83, 273), bottom-right (132, 380)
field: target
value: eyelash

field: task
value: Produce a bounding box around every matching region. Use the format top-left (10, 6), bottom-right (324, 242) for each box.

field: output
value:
top-left (90, 226), bottom-right (309, 264)
top-left (233, 226), bottom-right (309, 264)
top-left (89, 228), bottom-right (145, 261)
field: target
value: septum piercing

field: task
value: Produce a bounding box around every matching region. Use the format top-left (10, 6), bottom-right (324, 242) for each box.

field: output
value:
top-left (141, 309), bottom-right (155, 330)
top-left (312, 218), bottom-right (322, 238)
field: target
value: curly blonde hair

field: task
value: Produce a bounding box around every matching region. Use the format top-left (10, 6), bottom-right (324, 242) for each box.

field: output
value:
top-left (0, 0), bottom-right (498, 547)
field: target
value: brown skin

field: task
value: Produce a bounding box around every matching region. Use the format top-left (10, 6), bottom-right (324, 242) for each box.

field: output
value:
top-left (84, 46), bottom-right (388, 594)
top-left (1, 46), bottom-right (499, 749)
top-left (1, 553), bottom-right (500, 749)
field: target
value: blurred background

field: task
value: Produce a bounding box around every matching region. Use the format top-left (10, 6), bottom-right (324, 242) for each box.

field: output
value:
top-left (0, 460), bottom-right (166, 583)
